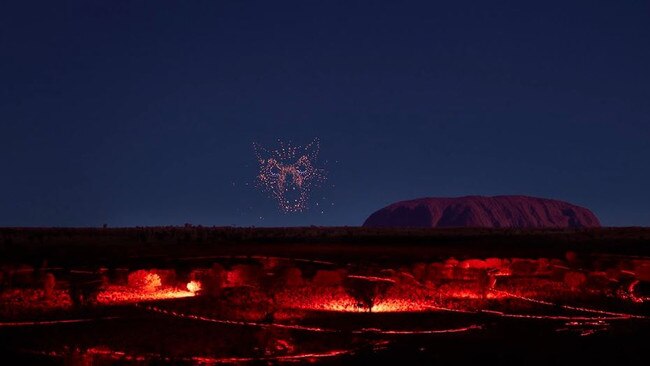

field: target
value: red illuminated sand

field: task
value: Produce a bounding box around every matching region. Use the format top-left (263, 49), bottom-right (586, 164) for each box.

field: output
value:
top-left (2, 251), bottom-right (649, 366)
top-left (96, 278), bottom-right (197, 305)
top-left (96, 287), bottom-right (194, 304)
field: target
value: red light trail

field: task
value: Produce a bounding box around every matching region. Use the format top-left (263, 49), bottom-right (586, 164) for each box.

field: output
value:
top-left (139, 304), bottom-right (484, 336)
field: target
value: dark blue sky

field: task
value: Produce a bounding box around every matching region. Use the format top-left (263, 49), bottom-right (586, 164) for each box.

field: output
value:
top-left (1, 0), bottom-right (649, 227)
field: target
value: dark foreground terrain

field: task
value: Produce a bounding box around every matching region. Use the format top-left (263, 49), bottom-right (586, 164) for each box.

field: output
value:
top-left (1, 227), bottom-right (649, 365)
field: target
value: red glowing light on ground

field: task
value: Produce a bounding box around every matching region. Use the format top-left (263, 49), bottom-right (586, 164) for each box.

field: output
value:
top-left (96, 286), bottom-right (195, 305)
top-left (186, 281), bottom-right (202, 293)
top-left (94, 270), bottom-right (196, 304)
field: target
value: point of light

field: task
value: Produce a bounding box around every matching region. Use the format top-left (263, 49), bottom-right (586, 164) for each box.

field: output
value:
top-left (186, 281), bottom-right (201, 293)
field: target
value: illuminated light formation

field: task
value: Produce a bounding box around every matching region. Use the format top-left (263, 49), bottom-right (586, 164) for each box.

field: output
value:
top-left (254, 138), bottom-right (325, 212)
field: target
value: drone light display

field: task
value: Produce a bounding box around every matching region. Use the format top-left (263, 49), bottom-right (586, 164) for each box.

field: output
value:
top-left (254, 138), bottom-right (325, 212)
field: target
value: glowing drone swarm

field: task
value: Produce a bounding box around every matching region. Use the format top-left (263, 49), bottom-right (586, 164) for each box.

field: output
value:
top-left (254, 139), bottom-right (325, 212)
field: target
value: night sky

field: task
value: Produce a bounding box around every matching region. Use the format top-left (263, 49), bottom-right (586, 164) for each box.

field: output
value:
top-left (1, 1), bottom-right (649, 227)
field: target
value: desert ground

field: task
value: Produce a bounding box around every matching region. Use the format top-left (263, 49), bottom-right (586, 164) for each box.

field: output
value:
top-left (1, 227), bottom-right (649, 365)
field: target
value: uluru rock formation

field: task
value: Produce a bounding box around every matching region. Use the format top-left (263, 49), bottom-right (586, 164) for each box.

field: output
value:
top-left (363, 195), bottom-right (600, 228)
